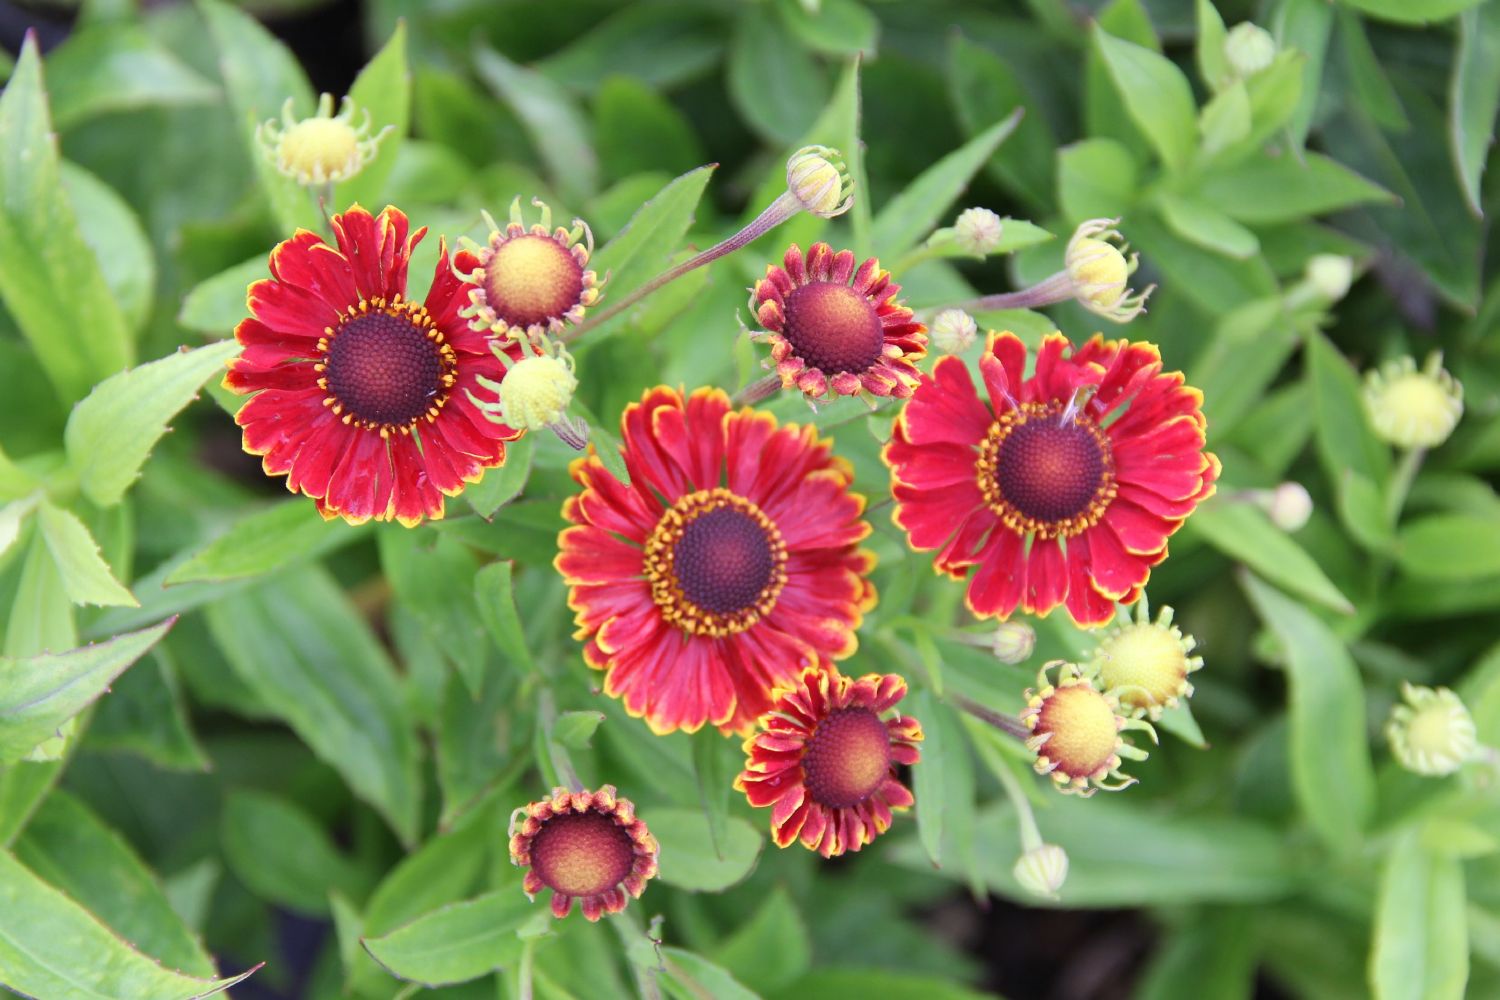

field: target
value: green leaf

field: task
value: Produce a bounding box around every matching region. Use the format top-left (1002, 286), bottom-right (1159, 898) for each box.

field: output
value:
top-left (1241, 573), bottom-right (1375, 851)
top-left (361, 891), bottom-right (533, 987)
top-left (64, 340), bottom-right (240, 508)
top-left (36, 501), bottom-right (136, 608)
top-left (711, 887), bottom-right (811, 993)
top-left (0, 37), bottom-right (131, 404)
top-left (166, 500), bottom-right (369, 586)
top-left (1187, 501), bottom-right (1353, 613)
top-left (473, 45), bottom-right (597, 203)
top-left (338, 22), bottom-right (409, 210)
top-left (871, 113), bottom-right (1021, 261)
top-left (1305, 331), bottom-right (1392, 493)
top-left (690, 727), bottom-right (735, 856)
top-left (0, 760), bottom-right (62, 847)
top-left (14, 790), bottom-right (215, 977)
top-left (1451, 3), bottom-right (1500, 216)
top-left (1192, 152), bottom-right (1393, 223)
top-left (1337, 9), bottom-right (1408, 131)
top-left (364, 800), bottom-right (494, 938)
top-left (197, 0), bottom-right (318, 234)
top-left (0, 618), bottom-right (171, 763)
top-left (727, 8), bottom-right (828, 144)
top-left (379, 530), bottom-right (487, 696)
top-left (474, 560), bottom-right (538, 676)
top-left (651, 808), bottom-right (763, 891)
top-left (5, 527), bottom-right (78, 660)
top-left (1272, 0), bottom-right (1333, 151)
top-left (1340, 0), bottom-right (1485, 26)
top-left (662, 948), bottom-right (761, 1000)
top-left (62, 162), bottom-right (155, 338)
top-left (221, 790), bottom-right (370, 916)
top-left (178, 255), bottom-right (264, 337)
top-left (204, 568), bottom-right (422, 844)
top-left (1093, 26), bottom-right (1199, 173)
top-left (594, 76), bottom-right (704, 185)
top-left (536, 5), bottom-right (726, 94)
top-left (1395, 514), bottom-right (1500, 580)
top-left (771, 969), bottom-right (994, 1000)
top-left (1155, 193), bottom-right (1260, 259)
top-left (1057, 137), bottom-right (1138, 221)
top-left (912, 690), bottom-right (966, 871)
top-left (946, 36), bottom-right (1054, 209)
top-left (87, 648), bottom-right (209, 772)
top-left (1370, 833), bottom-right (1468, 1000)
top-left (777, 0), bottom-right (878, 56)
top-left (466, 434), bottom-right (534, 518)
top-left (46, 23), bottom-right (217, 129)
top-left (1198, 81), bottom-right (1251, 157)
top-left (1195, 0), bottom-right (1232, 90)
top-left (0, 496), bottom-right (36, 564)
top-left (553, 710), bottom-right (606, 749)
top-left (0, 850), bottom-right (259, 999)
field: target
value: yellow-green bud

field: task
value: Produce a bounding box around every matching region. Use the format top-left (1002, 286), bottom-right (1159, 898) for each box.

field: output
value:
top-left (990, 621), bottom-right (1035, 665)
top-left (1224, 23), bottom-right (1276, 78)
top-left (256, 93), bottom-right (389, 186)
top-left (786, 145), bottom-right (853, 219)
top-left (499, 353), bottom-right (578, 431)
top-left (1264, 482), bottom-right (1313, 532)
top-left (1306, 255), bottom-right (1354, 302)
top-left (1364, 354), bottom-right (1464, 450)
top-left (1387, 682), bottom-right (1478, 777)
top-left (954, 207), bottom-right (1003, 256)
top-left (1064, 219), bottom-right (1152, 323)
top-left (1012, 843), bottom-right (1069, 899)
top-left (930, 309), bottom-right (978, 355)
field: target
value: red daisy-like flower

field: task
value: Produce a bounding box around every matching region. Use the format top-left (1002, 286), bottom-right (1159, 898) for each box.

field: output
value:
top-left (735, 667), bottom-right (922, 858)
top-left (752, 242), bottom-right (926, 401)
top-left (508, 785), bottom-right (658, 921)
top-left (556, 386), bottom-right (877, 735)
top-left (885, 331), bottom-right (1219, 627)
top-left (225, 205), bottom-right (523, 525)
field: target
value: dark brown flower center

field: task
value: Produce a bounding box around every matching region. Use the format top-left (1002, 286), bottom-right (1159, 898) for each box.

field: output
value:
top-left (802, 708), bottom-right (892, 809)
top-left (483, 234), bottom-right (584, 330)
top-left (320, 299), bottom-right (455, 429)
top-left (782, 282), bottom-right (884, 375)
top-left (644, 489), bottom-right (788, 637)
top-left (976, 402), bottom-right (1116, 539)
top-left (530, 811), bottom-right (635, 898)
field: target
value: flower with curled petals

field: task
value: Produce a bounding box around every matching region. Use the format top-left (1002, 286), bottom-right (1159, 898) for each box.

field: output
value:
top-left (224, 205), bottom-right (524, 526)
top-left (1021, 661), bottom-right (1155, 796)
top-left (884, 331), bottom-right (1219, 627)
top-left (752, 243), bottom-right (926, 402)
top-left (735, 667), bottom-right (922, 858)
top-left (508, 785), bottom-right (658, 921)
top-left (460, 197), bottom-right (603, 342)
top-left (556, 386), bottom-right (877, 735)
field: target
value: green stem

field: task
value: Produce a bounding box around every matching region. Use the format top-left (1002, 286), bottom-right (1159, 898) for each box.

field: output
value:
top-left (1385, 446), bottom-right (1426, 527)
top-left (517, 937), bottom-right (535, 1000)
top-left (965, 716), bottom-right (1044, 852)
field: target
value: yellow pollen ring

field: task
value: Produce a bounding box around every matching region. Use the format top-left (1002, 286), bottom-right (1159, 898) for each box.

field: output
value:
top-left (975, 402), bottom-right (1117, 540)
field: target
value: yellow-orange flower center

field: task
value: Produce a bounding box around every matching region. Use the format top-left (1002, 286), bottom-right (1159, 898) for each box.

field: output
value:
top-left (802, 707), bottom-right (892, 808)
top-left (529, 811), bottom-right (635, 898)
top-left (1096, 624), bottom-right (1190, 710)
top-left (782, 282), bottom-right (884, 375)
top-left (976, 402), bottom-right (1116, 539)
top-left (482, 234), bottom-right (584, 330)
top-left (1034, 684), bottom-right (1120, 779)
top-left (317, 298), bottom-right (457, 431)
top-left (644, 488), bottom-right (788, 637)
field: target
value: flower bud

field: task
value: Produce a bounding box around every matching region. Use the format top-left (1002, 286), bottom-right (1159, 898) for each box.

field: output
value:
top-left (954, 207), bottom-right (1003, 256)
top-left (1224, 23), bottom-right (1276, 79)
top-left (786, 145), bottom-right (853, 219)
top-left (930, 309), bottom-right (978, 355)
top-left (1387, 682), bottom-right (1478, 777)
top-left (1088, 604), bottom-right (1201, 720)
top-left (1364, 353), bottom-right (1464, 450)
top-left (1021, 661), bottom-right (1156, 795)
top-left (1264, 482), bottom-right (1313, 532)
top-left (471, 338), bottom-right (579, 433)
top-left (256, 93), bottom-right (390, 186)
top-left (990, 621), bottom-right (1035, 664)
top-left (1305, 255), bottom-right (1354, 303)
top-left (1012, 844), bottom-right (1069, 899)
top-left (1064, 219), bottom-right (1152, 323)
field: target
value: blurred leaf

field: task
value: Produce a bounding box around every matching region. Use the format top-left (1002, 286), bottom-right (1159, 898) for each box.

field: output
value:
top-left (87, 648), bottom-right (208, 772)
top-left (1129, 215), bottom-right (1276, 312)
top-left (1193, 297), bottom-right (1293, 431)
top-left (728, 8), bottom-right (828, 145)
top-left (1094, 26), bottom-right (1198, 173)
top-left (1137, 909), bottom-right (1257, 1000)
top-left (6, 528), bottom-right (78, 660)
top-left (1271, 0), bottom-right (1333, 151)
top-left (1451, 3), bottom-right (1500, 216)
top-left (205, 568), bottom-right (422, 844)
top-left (166, 500), bottom-right (369, 586)
top-left (474, 46), bottom-right (597, 203)
top-left (1305, 331), bottom-right (1393, 510)
top-left (361, 891), bottom-right (532, 987)
top-left (1370, 833), bottom-right (1468, 1000)
top-left (1336, 9), bottom-right (1408, 131)
top-left (15, 789), bottom-right (215, 976)
top-left (662, 948), bottom-right (761, 1000)
top-left (1187, 501), bottom-right (1354, 613)
top-left (198, 0), bottom-right (318, 234)
top-left (651, 808), bottom-right (762, 891)
top-left (1394, 513), bottom-right (1500, 580)
top-left (474, 560), bottom-right (538, 676)
top-left (771, 969), bottom-right (992, 1000)
top-left (711, 886), bottom-right (811, 993)
top-left (1193, 152), bottom-right (1393, 223)
top-left (62, 162), bottom-right (155, 338)
top-left (1241, 573), bottom-right (1375, 852)
top-left (777, 0), bottom-right (878, 56)
top-left (690, 726), bottom-right (735, 856)
top-left (0, 38), bottom-right (132, 404)
top-left (338, 22), bottom-right (409, 210)
top-left (0, 761), bottom-right (61, 846)
top-left (64, 340), bottom-right (240, 508)
top-left (1339, 0), bottom-right (1486, 25)
top-left (1155, 193), bottom-right (1260, 258)
top-left (1195, 0), bottom-right (1231, 91)
top-left (553, 710), bottom-right (606, 749)
top-left (364, 798), bottom-right (493, 938)
top-left (380, 530), bottom-right (487, 696)
top-left (1057, 137), bottom-right (1138, 221)
top-left (594, 76), bottom-right (704, 185)
top-left (435, 668), bottom-right (527, 829)
top-left (947, 36), bottom-right (1054, 209)
top-left (911, 692), bottom-right (978, 894)
top-left (0, 618), bottom-right (171, 763)
top-left (467, 434), bottom-right (534, 518)
top-left (1198, 81), bottom-right (1251, 157)
top-left (537, 5), bottom-right (725, 94)
top-left (46, 24), bottom-right (217, 129)
top-left (872, 112), bottom-right (1021, 261)
top-left (178, 255), bottom-right (264, 337)
top-left (0, 850), bottom-right (259, 999)
top-left (221, 789), bottom-right (370, 916)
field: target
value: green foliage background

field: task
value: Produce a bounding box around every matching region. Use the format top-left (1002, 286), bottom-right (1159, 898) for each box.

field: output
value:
top-left (0, 0), bottom-right (1498, 997)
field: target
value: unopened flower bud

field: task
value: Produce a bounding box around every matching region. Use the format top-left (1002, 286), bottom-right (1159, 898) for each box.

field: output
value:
top-left (1224, 23), bottom-right (1276, 79)
top-left (786, 145), bottom-right (853, 219)
top-left (1088, 604), bottom-right (1201, 720)
top-left (1387, 682), bottom-right (1478, 777)
top-left (1012, 844), bottom-right (1069, 899)
top-left (990, 621), bottom-right (1035, 664)
top-left (1263, 482), bottom-right (1313, 532)
top-left (954, 207), bottom-right (1003, 256)
top-left (930, 309), bottom-right (978, 355)
top-left (471, 338), bottom-right (578, 433)
top-left (256, 93), bottom-right (390, 186)
top-left (1064, 219), bottom-right (1152, 323)
top-left (1306, 255), bottom-right (1354, 303)
top-left (1364, 353), bottom-right (1464, 450)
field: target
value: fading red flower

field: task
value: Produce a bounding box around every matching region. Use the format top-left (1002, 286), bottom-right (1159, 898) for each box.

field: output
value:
top-left (752, 242), bottom-right (926, 401)
top-left (509, 785), bottom-right (658, 921)
top-left (885, 332), bottom-right (1219, 627)
top-left (556, 386), bottom-right (876, 735)
top-left (225, 205), bottom-right (522, 525)
top-left (736, 667), bottom-right (922, 858)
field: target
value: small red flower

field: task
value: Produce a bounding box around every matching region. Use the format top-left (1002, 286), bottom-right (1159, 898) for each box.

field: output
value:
top-left (885, 332), bottom-right (1219, 626)
top-left (556, 386), bottom-right (876, 735)
top-left (752, 243), bottom-right (926, 401)
top-left (225, 205), bottom-right (523, 525)
top-left (736, 667), bottom-right (922, 858)
top-left (509, 785), bottom-right (658, 921)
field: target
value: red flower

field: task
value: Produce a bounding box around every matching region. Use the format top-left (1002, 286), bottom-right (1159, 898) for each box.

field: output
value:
top-left (225, 205), bottom-right (522, 525)
top-left (752, 243), bottom-right (926, 401)
top-left (735, 667), bottom-right (922, 858)
top-left (885, 332), bottom-right (1219, 626)
top-left (509, 785), bottom-right (658, 921)
top-left (556, 386), bottom-right (876, 735)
